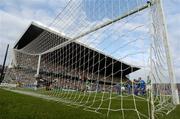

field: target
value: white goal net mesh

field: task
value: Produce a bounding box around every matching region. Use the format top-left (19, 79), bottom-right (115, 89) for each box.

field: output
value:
top-left (3, 0), bottom-right (179, 119)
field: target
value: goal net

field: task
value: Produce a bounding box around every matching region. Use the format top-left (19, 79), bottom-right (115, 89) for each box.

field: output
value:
top-left (3, 0), bottom-right (179, 119)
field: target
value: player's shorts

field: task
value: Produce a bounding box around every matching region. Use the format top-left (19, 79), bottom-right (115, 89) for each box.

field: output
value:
top-left (121, 86), bottom-right (125, 91)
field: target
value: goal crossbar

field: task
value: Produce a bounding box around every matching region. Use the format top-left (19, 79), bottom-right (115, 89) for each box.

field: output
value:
top-left (40, 2), bottom-right (152, 55)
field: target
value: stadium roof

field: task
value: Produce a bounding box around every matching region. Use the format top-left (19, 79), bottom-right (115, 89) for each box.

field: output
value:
top-left (14, 22), bottom-right (140, 78)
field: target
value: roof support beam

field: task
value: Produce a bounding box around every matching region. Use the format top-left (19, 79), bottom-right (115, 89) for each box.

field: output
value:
top-left (0, 44), bottom-right (9, 83)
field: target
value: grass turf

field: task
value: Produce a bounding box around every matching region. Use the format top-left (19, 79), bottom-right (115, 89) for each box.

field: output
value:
top-left (0, 88), bottom-right (180, 119)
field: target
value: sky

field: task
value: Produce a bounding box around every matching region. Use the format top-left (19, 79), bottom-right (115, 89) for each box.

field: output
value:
top-left (0, 0), bottom-right (180, 82)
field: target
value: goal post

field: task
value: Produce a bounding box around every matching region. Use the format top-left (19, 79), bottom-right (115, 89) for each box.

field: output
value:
top-left (150, 0), bottom-right (179, 105)
top-left (157, 0), bottom-right (179, 105)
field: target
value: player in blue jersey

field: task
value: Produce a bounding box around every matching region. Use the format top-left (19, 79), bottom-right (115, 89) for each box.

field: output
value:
top-left (138, 77), bottom-right (146, 96)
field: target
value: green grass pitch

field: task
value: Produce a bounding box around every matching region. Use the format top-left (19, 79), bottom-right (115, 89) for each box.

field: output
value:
top-left (0, 88), bottom-right (180, 119)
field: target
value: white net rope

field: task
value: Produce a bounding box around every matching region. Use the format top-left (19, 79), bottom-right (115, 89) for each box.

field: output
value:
top-left (150, 0), bottom-right (179, 118)
top-left (3, 0), bottom-right (178, 119)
